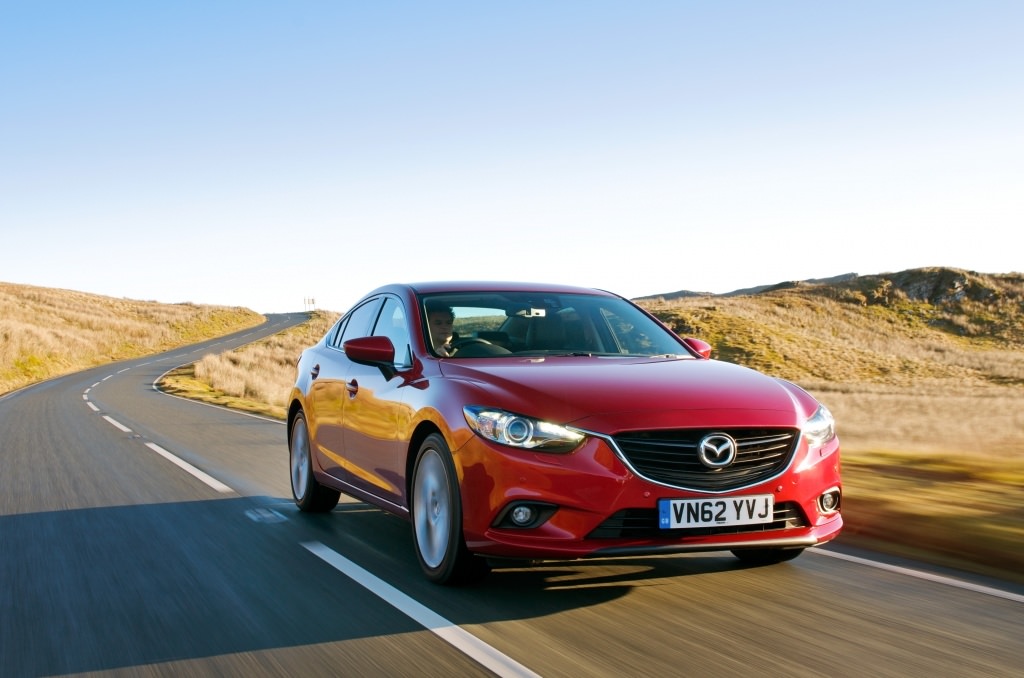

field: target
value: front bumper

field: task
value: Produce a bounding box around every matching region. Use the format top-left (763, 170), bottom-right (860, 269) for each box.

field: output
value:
top-left (457, 433), bottom-right (843, 560)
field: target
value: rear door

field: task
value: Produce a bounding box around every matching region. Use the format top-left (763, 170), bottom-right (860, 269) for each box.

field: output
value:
top-left (306, 297), bottom-right (383, 483)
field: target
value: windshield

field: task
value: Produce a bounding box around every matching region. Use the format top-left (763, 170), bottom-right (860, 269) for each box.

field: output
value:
top-left (420, 291), bottom-right (688, 358)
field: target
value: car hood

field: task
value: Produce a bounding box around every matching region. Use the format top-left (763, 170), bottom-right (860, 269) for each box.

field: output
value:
top-left (441, 356), bottom-right (814, 433)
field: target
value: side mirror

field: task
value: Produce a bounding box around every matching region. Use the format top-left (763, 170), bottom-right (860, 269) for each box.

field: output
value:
top-left (683, 337), bottom-right (712, 359)
top-left (343, 336), bottom-right (398, 379)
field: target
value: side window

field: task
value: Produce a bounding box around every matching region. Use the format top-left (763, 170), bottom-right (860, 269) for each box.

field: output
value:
top-left (327, 316), bottom-right (349, 348)
top-left (372, 297), bottom-right (413, 368)
top-left (335, 298), bottom-right (382, 348)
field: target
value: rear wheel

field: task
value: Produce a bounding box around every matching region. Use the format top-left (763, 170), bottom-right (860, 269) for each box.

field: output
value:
top-left (289, 411), bottom-right (340, 512)
top-left (731, 547), bottom-right (804, 565)
top-left (411, 433), bottom-right (489, 585)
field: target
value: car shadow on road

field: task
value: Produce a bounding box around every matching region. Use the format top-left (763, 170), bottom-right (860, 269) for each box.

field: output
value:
top-left (300, 500), bottom-right (797, 625)
top-left (0, 496), bottom-right (792, 676)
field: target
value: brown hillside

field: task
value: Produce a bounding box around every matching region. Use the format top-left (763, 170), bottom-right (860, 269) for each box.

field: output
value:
top-left (640, 267), bottom-right (1024, 389)
top-left (0, 282), bottom-right (264, 394)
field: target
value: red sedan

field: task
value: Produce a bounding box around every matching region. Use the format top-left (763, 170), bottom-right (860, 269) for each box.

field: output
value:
top-left (287, 282), bottom-right (842, 584)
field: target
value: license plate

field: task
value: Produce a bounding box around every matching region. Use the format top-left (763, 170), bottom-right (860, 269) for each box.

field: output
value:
top-left (658, 494), bottom-right (775, 529)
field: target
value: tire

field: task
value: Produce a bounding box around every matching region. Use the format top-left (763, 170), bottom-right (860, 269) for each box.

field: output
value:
top-left (731, 547), bottom-right (805, 565)
top-left (289, 411), bottom-right (340, 512)
top-left (411, 433), bottom-right (489, 585)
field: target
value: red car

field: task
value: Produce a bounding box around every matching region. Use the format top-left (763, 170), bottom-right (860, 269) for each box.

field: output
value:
top-left (287, 282), bottom-right (842, 584)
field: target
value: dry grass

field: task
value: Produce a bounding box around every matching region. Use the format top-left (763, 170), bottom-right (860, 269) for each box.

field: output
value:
top-left (1, 282), bottom-right (264, 394)
top-left (159, 311), bottom-right (339, 420)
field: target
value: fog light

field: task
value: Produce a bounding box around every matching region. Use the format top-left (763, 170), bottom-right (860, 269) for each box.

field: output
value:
top-left (511, 505), bottom-right (535, 526)
top-left (493, 502), bottom-right (558, 529)
top-left (819, 488), bottom-right (841, 514)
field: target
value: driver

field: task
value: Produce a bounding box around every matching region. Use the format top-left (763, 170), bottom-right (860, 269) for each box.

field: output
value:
top-left (426, 305), bottom-right (456, 356)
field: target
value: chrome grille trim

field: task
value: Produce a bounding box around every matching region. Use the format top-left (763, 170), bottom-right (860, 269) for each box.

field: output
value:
top-left (606, 428), bottom-right (800, 492)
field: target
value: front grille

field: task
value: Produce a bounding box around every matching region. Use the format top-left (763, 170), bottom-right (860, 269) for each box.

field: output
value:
top-left (587, 502), bottom-right (807, 540)
top-left (612, 428), bottom-right (798, 491)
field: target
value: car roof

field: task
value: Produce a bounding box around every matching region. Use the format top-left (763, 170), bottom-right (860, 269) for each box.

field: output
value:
top-left (371, 281), bottom-right (620, 297)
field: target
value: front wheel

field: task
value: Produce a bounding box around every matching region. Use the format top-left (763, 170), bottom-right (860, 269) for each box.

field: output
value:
top-left (411, 433), bottom-right (489, 585)
top-left (731, 547), bottom-right (804, 565)
top-left (289, 411), bottom-right (340, 512)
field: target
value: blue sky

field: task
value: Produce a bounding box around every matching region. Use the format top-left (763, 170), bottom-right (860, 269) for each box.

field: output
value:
top-left (2, 1), bottom-right (1021, 313)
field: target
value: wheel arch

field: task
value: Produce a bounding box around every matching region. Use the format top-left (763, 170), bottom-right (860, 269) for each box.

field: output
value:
top-left (405, 421), bottom-right (445, 502)
top-left (287, 398), bottom-right (304, 441)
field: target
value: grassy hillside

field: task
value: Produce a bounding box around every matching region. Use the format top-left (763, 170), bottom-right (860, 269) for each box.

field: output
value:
top-left (0, 282), bottom-right (264, 394)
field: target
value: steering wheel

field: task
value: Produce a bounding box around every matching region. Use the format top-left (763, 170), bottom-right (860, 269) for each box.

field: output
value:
top-left (450, 337), bottom-right (493, 349)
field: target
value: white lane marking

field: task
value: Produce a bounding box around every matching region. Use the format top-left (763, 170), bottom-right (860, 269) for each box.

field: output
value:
top-left (101, 375), bottom-right (114, 381)
top-left (91, 382), bottom-right (101, 388)
top-left (144, 442), bottom-right (234, 494)
top-left (245, 508), bottom-right (287, 524)
top-left (87, 402), bottom-right (99, 412)
top-left (103, 416), bottom-right (133, 433)
top-left (302, 542), bottom-right (541, 678)
top-left (82, 393), bottom-right (89, 400)
top-left (117, 368), bottom-right (130, 374)
top-left (812, 549), bottom-right (1024, 603)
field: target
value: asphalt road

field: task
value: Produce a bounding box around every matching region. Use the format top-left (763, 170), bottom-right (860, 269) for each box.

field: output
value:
top-left (2, 314), bottom-right (1021, 677)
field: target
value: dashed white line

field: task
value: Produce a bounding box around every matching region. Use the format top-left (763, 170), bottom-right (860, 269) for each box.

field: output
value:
top-left (245, 508), bottom-right (287, 524)
top-left (103, 415), bottom-right (132, 433)
top-left (144, 442), bottom-right (234, 494)
top-left (302, 542), bottom-right (540, 678)
top-left (90, 392), bottom-right (233, 494)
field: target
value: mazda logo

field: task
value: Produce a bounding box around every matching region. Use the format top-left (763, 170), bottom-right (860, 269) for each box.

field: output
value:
top-left (698, 434), bottom-right (737, 469)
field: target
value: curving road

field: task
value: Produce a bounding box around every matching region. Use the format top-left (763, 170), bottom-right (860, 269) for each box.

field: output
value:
top-left (1, 315), bottom-right (1021, 677)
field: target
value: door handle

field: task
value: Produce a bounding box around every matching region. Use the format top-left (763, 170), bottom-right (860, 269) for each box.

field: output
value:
top-left (310, 364), bottom-right (320, 379)
top-left (346, 379), bottom-right (358, 397)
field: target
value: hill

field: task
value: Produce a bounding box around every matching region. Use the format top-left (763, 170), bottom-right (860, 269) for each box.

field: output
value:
top-left (0, 282), bottom-right (264, 394)
top-left (642, 272), bottom-right (861, 299)
top-left (638, 267), bottom-right (1024, 387)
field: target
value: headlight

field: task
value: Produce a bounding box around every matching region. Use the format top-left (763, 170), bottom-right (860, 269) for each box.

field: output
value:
top-left (802, 404), bottom-right (836, 447)
top-left (463, 406), bottom-right (584, 453)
